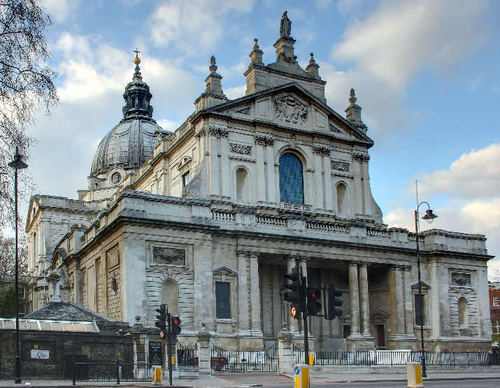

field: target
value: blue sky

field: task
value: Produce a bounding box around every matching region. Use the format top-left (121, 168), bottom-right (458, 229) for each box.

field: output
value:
top-left (29, 0), bottom-right (500, 277)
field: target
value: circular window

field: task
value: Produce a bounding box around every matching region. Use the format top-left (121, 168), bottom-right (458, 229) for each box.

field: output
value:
top-left (111, 172), bottom-right (122, 184)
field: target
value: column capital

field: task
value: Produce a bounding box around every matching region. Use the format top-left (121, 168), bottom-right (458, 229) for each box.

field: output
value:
top-left (235, 249), bottom-right (248, 257)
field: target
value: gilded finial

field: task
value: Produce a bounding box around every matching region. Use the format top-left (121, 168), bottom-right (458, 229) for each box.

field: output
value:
top-left (134, 49), bottom-right (141, 65)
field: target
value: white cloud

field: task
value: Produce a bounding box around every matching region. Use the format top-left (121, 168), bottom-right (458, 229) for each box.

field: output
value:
top-left (150, 0), bottom-right (254, 56)
top-left (225, 85), bottom-right (246, 100)
top-left (384, 142), bottom-right (500, 280)
top-left (418, 143), bottom-right (500, 200)
top-left (39, 0), bottom-right (75, 22)
top-left (323, 0), bottom-right (489, 134)
top-left (333, 0), bottom-right (488, 90)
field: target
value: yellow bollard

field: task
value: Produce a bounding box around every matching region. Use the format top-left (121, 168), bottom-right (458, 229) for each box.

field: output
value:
top-left (293, 364), bottom-right (310, 388)
top-left (407, 362), bottom-right (423, 387)
top-left (152, 366), bottom-right (162, 385)
top-left (308, 353), bottom-right (314, 366)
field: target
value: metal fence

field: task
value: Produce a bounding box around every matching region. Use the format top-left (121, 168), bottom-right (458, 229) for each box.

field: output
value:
top-left (177, 341), bottom-right (198, 368)
top-left (72, 360), bottom-right (153, 384)
top-left (295, 349), bottom-right (500, 367)
top-left (210, 344), bottom-right (279, 373)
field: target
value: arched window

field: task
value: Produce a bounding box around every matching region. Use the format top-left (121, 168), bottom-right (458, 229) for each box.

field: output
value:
top-left (162, 279), bottom-right (179, 316)
top-left (337, 183), bottom-right (347, 215)
top-left (236, 168), bottom-right (248, 201)
top-left (279, 152), bottom-right (304, 204)
top-left (458, 297), bottom-right (468, 328)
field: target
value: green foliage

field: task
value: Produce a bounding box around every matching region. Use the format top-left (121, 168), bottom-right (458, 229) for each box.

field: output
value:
top-left (0, 284), bottom-right (17, 318)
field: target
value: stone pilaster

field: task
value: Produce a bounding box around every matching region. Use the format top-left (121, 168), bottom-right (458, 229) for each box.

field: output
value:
top-left (237, 250), bottom-right (250, 333)
top-left (359, 263), bottom-right (371, 337)
top-left (403, 266), bottom-right (416, 336)
top-left (349, 262), bottom-right (361, 337)
top-left (249, 252), bottom-right (262, 335)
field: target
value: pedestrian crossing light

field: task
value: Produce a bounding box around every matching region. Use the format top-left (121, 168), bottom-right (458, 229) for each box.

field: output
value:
top-left (171, 316), bottom-right (181, 335)
top-left (307, 287), bottom-right (322, 316)
top-left (327, 283), bottom-right (343, 320)
top-left (155, 304), bottom-right (167, 331)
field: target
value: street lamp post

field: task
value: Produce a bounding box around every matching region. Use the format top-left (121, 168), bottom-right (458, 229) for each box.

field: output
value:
top-left (8, 146), bottom-right (28, 384)
top-left (414, 200), bottom-right (437, 379)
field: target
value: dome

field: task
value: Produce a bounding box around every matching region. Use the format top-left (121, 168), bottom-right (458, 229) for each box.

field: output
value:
top-left (90, 119), bottom-right (162, 176)
top-left (90, 55), bottom-right (165, 178)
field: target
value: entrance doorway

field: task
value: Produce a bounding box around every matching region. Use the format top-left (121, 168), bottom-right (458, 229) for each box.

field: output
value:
top-left (376, 324), bottom-right (385, 349)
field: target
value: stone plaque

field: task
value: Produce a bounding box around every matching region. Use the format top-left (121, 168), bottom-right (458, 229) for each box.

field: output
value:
top-left (149, 341), bottom-right (163, 366)
top-left (153, 247), bottom-right (186, 266)
top-left (451, 272), bottom-right (471, 287)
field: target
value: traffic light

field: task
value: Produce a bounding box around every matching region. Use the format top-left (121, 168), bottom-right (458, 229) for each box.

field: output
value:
top-left (171, 316), bottom-right (181, 335)
top-left (290, 304), bottom-right (299, 320)
top-left (327, 283), bottom-right (343, 320)
top-left (284, 267), bottom-right (305, 312)
top-left (307, 287), bottom-right (322, 316)
top-left (155, 304), bottom-right (167, 331)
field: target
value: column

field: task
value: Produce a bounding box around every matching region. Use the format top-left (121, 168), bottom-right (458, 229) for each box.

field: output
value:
top-left (287, 256), bottom-right (299, 333)
top-left (324, 154), bottom-right (333, 210)
top-left (403, 266), bottom-right (415, 335)
top-left (249, 252), bottom-right (262, 335)
top-left (255, 142), bottom-right (266, 202)
top-left (359, 263), bottom-right (371, 337)
top-left (220, 132), bottom-right (230, 198)
top-left (314, 152), bottom-right (323, 209)
top-left (389, 266), bottom-right (405, 336)
top-left (349, 262), bottom-right (361, 337)
top-left (266, 144), bottom-right (276, 203)
top-left (237, 250), bottom-right (249, 332)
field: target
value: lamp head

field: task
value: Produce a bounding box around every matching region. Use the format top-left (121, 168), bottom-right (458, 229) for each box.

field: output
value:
top-left (8, 147), bottom-right (28, 170)
top-left (422, 209), bottom-right (437, 224)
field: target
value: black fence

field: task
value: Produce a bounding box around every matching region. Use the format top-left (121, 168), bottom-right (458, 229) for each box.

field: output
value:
top-left (177, 341), bottom-right (198, 368)
top-left (295, 349), bottom-right (500, 367)
top-left (210, 344), bottom-right (279, 373)
top-left (72, 360), bottom-right (153, 384)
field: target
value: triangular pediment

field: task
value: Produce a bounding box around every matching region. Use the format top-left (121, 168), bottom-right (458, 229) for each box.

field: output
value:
top-left (213, 266), bottom-right (237, 277)
top-left (26, 196), bottom-right (40, 231)
top-left (208, 82), bottom-right (372, 146)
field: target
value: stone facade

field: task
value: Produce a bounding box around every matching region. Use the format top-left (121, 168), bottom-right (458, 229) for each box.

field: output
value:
top-left (25, 13), bottom-right (492, 359)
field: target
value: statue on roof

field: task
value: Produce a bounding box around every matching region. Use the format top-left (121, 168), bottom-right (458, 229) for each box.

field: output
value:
top-left (280, 11), bottom-right (291, 38)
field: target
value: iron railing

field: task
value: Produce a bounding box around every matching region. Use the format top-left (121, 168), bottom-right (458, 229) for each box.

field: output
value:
top-left (72, 360), bottom-right (153, 384)
top-left (295, 349), bottom-right (500, 367)
top-left (210, 344), bottom-right (279, 373)
top-left (177, 341), bottom-right (198, 368)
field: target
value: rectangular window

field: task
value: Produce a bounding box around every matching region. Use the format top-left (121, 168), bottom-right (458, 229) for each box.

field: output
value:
top-left (494, 320), bottom-right (500, 334)
top-left (493, 296), bottom-right (499, 306)
top-left (182, 171), bottom-right (190, 189)
top-left (215, 281), bottom-right (230, 319)
top-left (415, 294), bottom-right (425, 326)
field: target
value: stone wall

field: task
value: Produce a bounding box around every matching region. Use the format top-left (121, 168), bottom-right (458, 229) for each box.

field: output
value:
top-left (0, 330), bottom-right (132, 379)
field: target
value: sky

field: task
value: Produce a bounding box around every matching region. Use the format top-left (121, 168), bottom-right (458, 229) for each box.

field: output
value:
top-left (26, 0), bottom-right (500, 278)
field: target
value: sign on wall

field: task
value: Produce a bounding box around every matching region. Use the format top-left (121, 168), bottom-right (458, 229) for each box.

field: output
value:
top-left (31, 349), bottom-right (50, 359)
top-left (149, 341), bottom-right (163, 366)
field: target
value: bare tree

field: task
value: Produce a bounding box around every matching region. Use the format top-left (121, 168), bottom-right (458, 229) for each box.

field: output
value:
top-left (0, 230), bottom-right (27, 278)
top-left (0, 0), bottom-right (58, 227)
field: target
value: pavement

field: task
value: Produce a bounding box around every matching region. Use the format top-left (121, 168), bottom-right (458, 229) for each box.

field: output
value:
top-left (1, 366), bottom-right (500, 387)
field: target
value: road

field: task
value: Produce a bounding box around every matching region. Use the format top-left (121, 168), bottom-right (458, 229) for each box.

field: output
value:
top-left (213, 374), bottom-right (500, 388)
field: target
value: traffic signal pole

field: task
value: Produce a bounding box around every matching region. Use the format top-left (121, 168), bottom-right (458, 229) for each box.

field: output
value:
top-left (167, 311), bottom-right (173, 386)
top-left (302, 275), bottom-right (309, 365)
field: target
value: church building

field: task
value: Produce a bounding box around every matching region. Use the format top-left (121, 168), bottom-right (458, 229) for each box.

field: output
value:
top-left (25, 13), bottom-right (492, 353)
